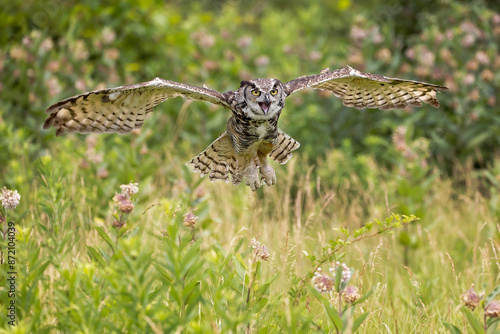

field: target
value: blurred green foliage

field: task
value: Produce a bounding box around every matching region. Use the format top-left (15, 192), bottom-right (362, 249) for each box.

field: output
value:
top-left (1, 0), bottom-right (499, 176)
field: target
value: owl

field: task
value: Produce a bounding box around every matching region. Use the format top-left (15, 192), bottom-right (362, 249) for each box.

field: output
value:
top-left (44, 66), bottom-right (447, 191)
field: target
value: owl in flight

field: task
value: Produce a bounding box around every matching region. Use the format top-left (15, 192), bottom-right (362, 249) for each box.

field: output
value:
top-left (44, 66), bottom-right (447, 191)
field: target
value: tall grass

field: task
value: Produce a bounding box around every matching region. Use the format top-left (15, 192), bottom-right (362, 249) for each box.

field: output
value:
top-left (1, 138), bottom-right (499, 332)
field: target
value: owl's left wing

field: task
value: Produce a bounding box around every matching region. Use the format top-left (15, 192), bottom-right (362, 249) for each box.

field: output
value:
top-left (284, 66), bottom-right (448, 110)
top-left (44, 78), bottom-right (230, 136)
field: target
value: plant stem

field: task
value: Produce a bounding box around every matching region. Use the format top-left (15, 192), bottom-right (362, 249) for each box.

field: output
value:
top-left (484, 312), bottom-right (487, 332)
top-left (115, 212), bottom-right (124, 247)
top-left (0, 212), bottom-right (4, 265)
top-left (293, 217), bottom-right (419, 305)
top-left (246, 253), bottom-right (258, 308)
top-left (338, 291), bottom-right (343, 317)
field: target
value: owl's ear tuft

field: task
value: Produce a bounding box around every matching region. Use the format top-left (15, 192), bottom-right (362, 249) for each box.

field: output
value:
top-left (240, 80), bottom-right (253, 88)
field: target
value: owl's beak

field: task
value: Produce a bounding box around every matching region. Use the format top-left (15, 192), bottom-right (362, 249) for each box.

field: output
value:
top-left (259, 94), bottom-right (271, 114)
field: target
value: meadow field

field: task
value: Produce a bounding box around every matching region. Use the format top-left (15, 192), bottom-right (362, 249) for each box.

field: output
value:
top-left (1, 0), bottom-right (500, 332)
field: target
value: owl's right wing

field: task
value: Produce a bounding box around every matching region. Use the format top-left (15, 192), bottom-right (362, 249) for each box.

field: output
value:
top-left (284, 66), bottom-right (448, 110)
top-left (43, 78), bottom-right (230, 136)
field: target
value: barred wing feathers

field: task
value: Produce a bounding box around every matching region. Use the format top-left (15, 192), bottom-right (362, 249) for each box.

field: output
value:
top-left (269, 129), bottom-right (300, 165)
top-left (284, 66), bottom-right (448, 110)
top-left (44, 78), bottom-right (229, 136)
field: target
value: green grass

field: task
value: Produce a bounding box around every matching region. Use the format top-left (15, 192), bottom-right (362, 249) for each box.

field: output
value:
top-left (1, 140), bottom-right (499, 332)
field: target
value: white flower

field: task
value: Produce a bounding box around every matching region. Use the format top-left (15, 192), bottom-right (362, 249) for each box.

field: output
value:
top-left (120, 182), bottom-right (139, 197)
top-left (249, 238), bottom-right (261, 250)
top-left (249, 238), bottom-right (270, 261)
top-left (0, 187), bottom-right (21, 210)
top-left (329, 261), bottom-right (352, 284)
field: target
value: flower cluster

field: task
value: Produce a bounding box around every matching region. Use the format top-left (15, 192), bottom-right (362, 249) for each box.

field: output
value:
top-left (120, 182), bottom-right (139, 197)
top-left (112, 182), bottom-right (139, 227)
top-left (343, 285), bottom-right (361, 304)
top-left (312, 268), bottom-right (335, 293)
top-left (113, 193), bottom-right (134, 214)
top-left (462, 285), bottom-right (500, 319)
top-left (249, 238), bottom-right (270, 261)
top-left (330, 261), bottom-right (352, 284)
top-left (463, 285), bottom-right (480, 310)
top-left (183, 211), bottom-right (198, 228)
top-left (485, 301), bottom-right (500, 318)
top-left (0, 187), bottom-right (21, 210)
top-left (311, 262), bottom-right (360, 303)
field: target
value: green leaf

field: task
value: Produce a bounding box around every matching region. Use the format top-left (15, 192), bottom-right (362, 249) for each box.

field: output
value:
top-left (94, 225), bottom-right (115, 251)
top-left (462, 307), bottom-right (485, 334)
top-left (486, 285), bottom-right (500, 305)
top-left (235, 253), bottom-right (248, 270)
top-left (15, 209), bottom-right (29, 223)
top-left (487, 317), bottom-right (500, 333)
top-left (351, 288), bottom-right (375, 306)
top-left (335, 264), bottom-right (343, 292)
top-left (354, 227), bottom-right (366, 238)
top-left (86, 246), bottom-right (108, 267)
top-left (26, 260), bottom-right (51, 287)
top-left (183, 280), bottom-right (201, 304)
top-left (153, 262), bottom-right (174, 283)
top-left (254, 297), bottom-right (269, 313)
top-left (255, 259), bottom-right (262, 275)
top-left (353, 312), bottom-right (369, 332)
top-left (443, 322), bottom-right (462, 334)
top-left (233, 254), bottom-right (248, 286)
top-left (256, 282), bottom-right (271, 298)
top-left (180, 239), bottom-right (202, 278)
top-left (309, 285), bottom-right (326, 300)
top-left (117, 225), bottom-right (131, 239)
top-left (324, 302), bottom-right (342, 331)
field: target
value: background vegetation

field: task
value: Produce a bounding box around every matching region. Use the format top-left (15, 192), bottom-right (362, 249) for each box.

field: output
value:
top-left (1, 0), bottom-right (499, 332)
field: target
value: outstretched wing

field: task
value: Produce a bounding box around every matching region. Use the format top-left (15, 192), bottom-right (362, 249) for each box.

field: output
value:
top-left (284, 65), bottom-right (448, 110)
top-left (43, 78), bottom-right (230, 136)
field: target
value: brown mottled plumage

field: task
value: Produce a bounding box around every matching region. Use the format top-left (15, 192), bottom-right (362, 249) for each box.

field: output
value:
top-left (44, 65), bottom-right (447, 191)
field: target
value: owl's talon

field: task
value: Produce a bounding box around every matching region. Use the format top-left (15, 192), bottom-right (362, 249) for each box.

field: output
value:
top-left (260, 165), bottom-right (276, 186)
top-left (245, 178), bottom-right (261, 191)
top-left (244, 167), bottom-right (261, 191)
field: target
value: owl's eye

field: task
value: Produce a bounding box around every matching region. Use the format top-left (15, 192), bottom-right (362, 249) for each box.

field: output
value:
top-left (251, 89), bottom-right (261, 96)
top-left (270, 89), bottom-right (278, 96)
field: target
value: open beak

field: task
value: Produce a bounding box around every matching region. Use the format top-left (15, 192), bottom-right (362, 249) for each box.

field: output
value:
top-left (259, 94), bottom-right (271, 114)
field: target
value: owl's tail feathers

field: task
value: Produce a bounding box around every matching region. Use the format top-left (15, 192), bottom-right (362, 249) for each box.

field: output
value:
top-left (186, 132), bottom-right (243, 185)
top-left (269, 129), bottom-right (301, 165)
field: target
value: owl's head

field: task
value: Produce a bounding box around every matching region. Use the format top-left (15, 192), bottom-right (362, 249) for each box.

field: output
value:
top-left (239, 78), bottom-right (285, 119)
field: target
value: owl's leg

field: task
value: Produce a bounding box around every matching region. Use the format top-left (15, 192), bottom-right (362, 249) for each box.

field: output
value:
top-left (258, 156), bottom-right (277, 186)
top-left (244, 157), bottom-right (261, 191)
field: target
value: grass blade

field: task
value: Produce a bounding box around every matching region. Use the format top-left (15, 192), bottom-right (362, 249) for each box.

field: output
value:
top-left (353, 312), bottom-right (369, 332)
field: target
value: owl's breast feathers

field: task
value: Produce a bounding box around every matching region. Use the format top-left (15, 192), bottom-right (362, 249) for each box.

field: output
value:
top-left (226, 113), bottom-right (279, 157)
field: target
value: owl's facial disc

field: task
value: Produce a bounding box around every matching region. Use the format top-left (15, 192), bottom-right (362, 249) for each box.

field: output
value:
top-left (259, 94), bottom-right (271, 114)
